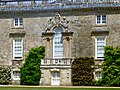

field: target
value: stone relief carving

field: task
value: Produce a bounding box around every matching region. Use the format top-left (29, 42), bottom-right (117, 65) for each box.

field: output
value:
top-left (46, 13), bottom-right (69, 32)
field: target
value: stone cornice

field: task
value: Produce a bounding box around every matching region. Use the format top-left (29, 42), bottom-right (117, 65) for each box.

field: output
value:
top-left (0, 5), bottom-right (120, 14)
top-left (62, 32), bottom-right (74, 36)
top-left (91, 30), bottom-right (109, 36)
top-left (42, 32), bottom-right (54, 37)
top-left (9, 32), bottom-right (26, 38)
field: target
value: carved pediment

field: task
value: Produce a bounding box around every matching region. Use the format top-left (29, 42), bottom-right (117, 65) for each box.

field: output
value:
top-left (46, 13), bottom-right (69, 32)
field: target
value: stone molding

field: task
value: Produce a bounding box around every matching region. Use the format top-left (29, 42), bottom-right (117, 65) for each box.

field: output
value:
top-left (40, 65), bottom-right (71, 69)
top-left (91, 30), bottom-right (109, 36)
top-left (62, 32), bottom-right (74, 36)
top-left (1, 5), bottom-right (120, 14)
top-left (9, 32), bottom-right (26, 38)
top-left (42, 32), bottom-right (54, 37)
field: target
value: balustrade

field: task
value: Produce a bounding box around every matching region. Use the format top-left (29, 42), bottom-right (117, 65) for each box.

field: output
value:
top-left (41, 58), bottom-right (72, 65)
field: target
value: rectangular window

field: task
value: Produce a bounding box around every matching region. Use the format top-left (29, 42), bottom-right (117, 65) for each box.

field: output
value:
top-left (95, 71), bottom-right (102, 81)
top-left (96, 15), bottom-right (106, 24)
top-left (95, 36), bottom-right (106, 59)
top-left (14, 18), bottom-right (23, 27)
top-left (13, 71), bottom-right (20, 80)
top-left (53, 27), bottom-right (63, 58)
top-left (54, 34), bottom-right (63, 58)
top-left (13, 39), bottom-right (23, 59)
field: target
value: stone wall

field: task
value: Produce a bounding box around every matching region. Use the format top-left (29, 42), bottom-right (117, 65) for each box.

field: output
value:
top-left (60, 69), bottom-right (72, 86)
top-left (40, 68), bottom-right (72, 86)
top-left (40, 69), bottom-right (51, 85)
top-left (0, 9), bottom-right (120, 65)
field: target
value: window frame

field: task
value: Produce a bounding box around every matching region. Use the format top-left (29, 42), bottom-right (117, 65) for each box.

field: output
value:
top-left (95, 36), bottom-right (106, 59)
top-left (11, 69), bottom-right (20, 80)
top-left (96, 15), bottom-right (106, 25)
top-left (13, 38), bottom-right (23, 60)
top-left (95, 71), bottom-right (102, 81)
top-left (14, 18), bottom-right (23, 27)
top-left (53, 27), bottom-right (63, 58)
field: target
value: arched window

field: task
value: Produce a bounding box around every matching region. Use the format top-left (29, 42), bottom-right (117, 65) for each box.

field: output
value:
top-left (53, 27), bottom-right (63, 58)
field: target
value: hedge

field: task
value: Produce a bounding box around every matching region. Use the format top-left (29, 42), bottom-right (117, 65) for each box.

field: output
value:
top-left (0, 67), bottom-right (11, 85)
top-left (96, 46), bottom-right (120, 86)
top-left (72, 57), bottom-right (94, 86)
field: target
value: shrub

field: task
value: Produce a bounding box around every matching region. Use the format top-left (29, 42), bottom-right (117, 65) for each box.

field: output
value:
top-left (20, 46), bottom-right (45, 85)
top-left (72, 57), bottom-right (94, 86)
top-left (0, 67), bottom-right (11, 85)
top-left (97, 46), bottom-right (120, 86)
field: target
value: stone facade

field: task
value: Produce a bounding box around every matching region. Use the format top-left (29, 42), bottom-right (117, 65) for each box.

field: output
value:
top-left (0, 0), bottom-right (120, 85)
top-left (40, 68), bottom-right (72, 85)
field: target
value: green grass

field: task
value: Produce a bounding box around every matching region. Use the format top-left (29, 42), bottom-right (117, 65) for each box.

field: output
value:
top-left (0, 87), bottom-right (120, 90)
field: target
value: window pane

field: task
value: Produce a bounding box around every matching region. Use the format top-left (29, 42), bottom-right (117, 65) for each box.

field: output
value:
top-left (102, 15), bottom-right (106, 23)
top-left (96, 71), bottom-right (102, 80)
top-left (15, 18), bottom-right (18, 26)
top-left (19, 18), bottom-right (23, 26)
top-left (97, 15), bottom-right (101, 24)
top-left (13, 71), bottom-right (20, 79)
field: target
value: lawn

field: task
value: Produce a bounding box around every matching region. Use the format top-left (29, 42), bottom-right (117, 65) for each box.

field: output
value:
top-left (0, 87), bottom-right (120, 90)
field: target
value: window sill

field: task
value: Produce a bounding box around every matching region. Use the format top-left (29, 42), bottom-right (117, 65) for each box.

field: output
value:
top-left (12, 59), bottom-right (23, 61)
top-left (11, 27), bottom-right (24, 29)
top-left (94, 24), bottom-right (107, 27)
top-left (12, 78), bottom-right (20, 80)
top-left (95, 58), bottom-right (104, 61)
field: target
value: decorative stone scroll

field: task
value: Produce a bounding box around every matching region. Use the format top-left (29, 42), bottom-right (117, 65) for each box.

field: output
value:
top-left (46, 13), bottom-right (69, 32)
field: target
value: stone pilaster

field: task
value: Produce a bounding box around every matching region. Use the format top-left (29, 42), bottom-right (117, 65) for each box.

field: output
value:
top-left (42, 32), bottom-right (54, 58)
top-left (62, 32), bottom-right (73, 58)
